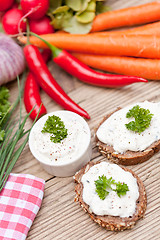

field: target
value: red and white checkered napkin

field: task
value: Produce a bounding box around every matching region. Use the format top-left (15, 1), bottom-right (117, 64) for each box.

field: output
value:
top-left (0, 173), bottom-right (45, 240)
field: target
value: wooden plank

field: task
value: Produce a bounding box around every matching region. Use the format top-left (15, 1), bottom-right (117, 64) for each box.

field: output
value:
top-left (5, 0), bottom-right (160, 239)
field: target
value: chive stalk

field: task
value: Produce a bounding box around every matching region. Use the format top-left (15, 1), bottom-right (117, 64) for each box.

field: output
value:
top-left (0, 75), bottom-right (39, 192)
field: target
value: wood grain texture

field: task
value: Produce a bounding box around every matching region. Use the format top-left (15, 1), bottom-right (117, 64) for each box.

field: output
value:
top-left (6, 0), bottom-right (160, 239)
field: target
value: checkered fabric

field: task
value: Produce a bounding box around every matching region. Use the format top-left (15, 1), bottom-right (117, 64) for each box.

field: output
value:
top-left (0, 173), bottom-right (45, 240)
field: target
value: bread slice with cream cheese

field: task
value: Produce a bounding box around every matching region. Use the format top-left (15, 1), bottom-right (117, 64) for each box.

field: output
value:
top-left (96, 104), bottom-right (160, 165)
top-left (74, 161), bottom-right (147, 231)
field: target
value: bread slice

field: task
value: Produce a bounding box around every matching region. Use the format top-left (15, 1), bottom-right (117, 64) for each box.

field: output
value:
top-left (96, 108), bottom-right (160, 165)
top-left (74, 161), bottom-right (147, 231)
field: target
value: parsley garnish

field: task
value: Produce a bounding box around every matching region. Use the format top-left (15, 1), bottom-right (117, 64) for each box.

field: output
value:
top-left (113, 182), bottom-right (129, 198)
top-left (95, 175), bottom-right (129, 200)
top-left (95, 175), bottom-right (115, 200)
top-left (125, 105), bottom-right (153, 134)
top-left (41, 115), bottom-right (68, 143)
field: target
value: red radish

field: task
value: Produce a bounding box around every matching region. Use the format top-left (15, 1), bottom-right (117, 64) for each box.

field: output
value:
top-left (21, 0), bottom-right (49, 20)
top-left (0, 0), bottom-right (14, 12)
top-left (29, 16), bottom-right (54, 35)
top-left (2, 9), bottom-right (26, 34)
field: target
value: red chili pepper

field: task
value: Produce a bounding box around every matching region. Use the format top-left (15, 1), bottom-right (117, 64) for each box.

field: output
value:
top-left (24, 49), bottom-right (51, 120)
top-left (30, 33), bottom-right (147, 88)
top-left (24, 72), bottom-right (47, 120)
top-left (54, 50), bottom-right (147, 87)
top-left (40, 48), bottom-right (51, 62)
top-left (23, 44), bottom-right (90, 119)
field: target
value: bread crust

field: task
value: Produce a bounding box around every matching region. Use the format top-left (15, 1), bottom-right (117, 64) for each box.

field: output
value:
top-left (74, 161), bottom-right (147, 231)
top-left (95, 108), bottom-right (160, 165)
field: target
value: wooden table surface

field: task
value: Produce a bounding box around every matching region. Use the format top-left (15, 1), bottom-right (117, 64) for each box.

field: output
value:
top-left (8, 0), bottom-right (160, 239)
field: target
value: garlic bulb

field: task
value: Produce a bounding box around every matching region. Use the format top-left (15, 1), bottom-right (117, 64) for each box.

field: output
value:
top-left (0, 33), bottom-right (25, 85)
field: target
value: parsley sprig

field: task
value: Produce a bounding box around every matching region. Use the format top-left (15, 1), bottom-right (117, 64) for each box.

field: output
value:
top-left (114, 181), bottom-right (129, 198)
top-left (95, 175), bottom-right (129, 200)
top-left (95, 175), bottom-right (115, 200)
top-left (42, 115), bottom-right (68, 143)
top-left (125, 105), bottom-right (153, 134)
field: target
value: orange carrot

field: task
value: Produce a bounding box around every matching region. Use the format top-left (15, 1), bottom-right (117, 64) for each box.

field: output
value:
top-left (72, 53), bottom-right (160, 80)
top-left (48, 21), bottom-right (160, 36)
top-left (91, 1), bottom-right (160, 32)
top-left (18, 33), bottom-right (160, 59)
top-left (90, 21), bottom-right (160, 36)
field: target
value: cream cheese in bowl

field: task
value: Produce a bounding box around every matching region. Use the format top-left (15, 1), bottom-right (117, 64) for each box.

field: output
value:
top-left (29, 110), bottom-right (92, 177)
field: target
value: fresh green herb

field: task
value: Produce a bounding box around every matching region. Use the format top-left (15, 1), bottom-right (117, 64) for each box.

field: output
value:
top-left (0, 75), bottom-right (36, 192)
top-left (113, 182), bottom-right (129, 198)
top-left (125, 105), bottom-right (153, 134)
top-left (42, 115), bottom-right (68, 143)
top-left (95, 175), bottom-right (129, 200)
top-left (95, 175), bottom-right (115, 200)
top-left (0, 86), bottom-right (10, 113)
top-left (0, 86), bottom-right (10, 142)
top-left (48, 0), bottom-right (110, 34)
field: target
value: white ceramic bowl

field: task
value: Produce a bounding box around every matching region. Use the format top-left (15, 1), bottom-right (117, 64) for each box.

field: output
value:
top-left (29, 110), bottom-right (92, 177)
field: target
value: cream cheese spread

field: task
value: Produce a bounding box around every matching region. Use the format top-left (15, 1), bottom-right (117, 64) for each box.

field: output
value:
top-left (81, 162), bottom-right (139, 218)
top-left (96, 101), bottom-right (160, 153)
top-left (29, 111), bottom-right (90, 164)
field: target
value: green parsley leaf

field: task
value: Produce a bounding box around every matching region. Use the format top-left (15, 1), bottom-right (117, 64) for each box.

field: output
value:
top-left (41, 115), bottom-right (68, 143)
top-left (125, 105), bottom-right (153, 134)
top-left (95, 175), bottom-right (115, 200)
top-left (114, 182), bottom-right (129, 197)
top-left (95, 175), bottom-right (129, 200)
